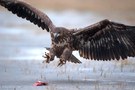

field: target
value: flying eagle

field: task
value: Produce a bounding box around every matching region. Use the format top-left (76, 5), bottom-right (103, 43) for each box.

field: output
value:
top-left (1, 0), bottom-right (135, 66)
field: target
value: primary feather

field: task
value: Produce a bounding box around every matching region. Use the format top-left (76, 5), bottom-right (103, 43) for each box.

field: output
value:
top-left (74, 19), bottom-right (135, 60)
top-left (0, 0), bottom-right (55, 31)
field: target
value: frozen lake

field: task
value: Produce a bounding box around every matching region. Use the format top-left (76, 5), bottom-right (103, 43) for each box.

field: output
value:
top-left (0, 10), bottom-right (135, 90)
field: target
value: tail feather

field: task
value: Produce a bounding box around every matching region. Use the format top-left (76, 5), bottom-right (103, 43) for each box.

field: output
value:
top-left (68, 54), bottom-right (82, 63)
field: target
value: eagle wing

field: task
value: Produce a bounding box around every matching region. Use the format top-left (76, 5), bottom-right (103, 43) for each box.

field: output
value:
top-left (74, 19), bottom-right (135, 61)
top-left (0, 0), bottom-right (55, 31)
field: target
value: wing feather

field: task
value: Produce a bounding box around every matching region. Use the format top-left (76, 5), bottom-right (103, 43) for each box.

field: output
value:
top-left (0, 0), bottom-right (55, 31)
top-left (74, 19), bottom-right (135, 61)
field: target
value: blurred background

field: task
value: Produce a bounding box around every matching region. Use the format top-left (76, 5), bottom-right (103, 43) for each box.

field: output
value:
top-left (0, 0), bottom-right (135, 89)
top-left (0, 0), bottom-right (135, 60)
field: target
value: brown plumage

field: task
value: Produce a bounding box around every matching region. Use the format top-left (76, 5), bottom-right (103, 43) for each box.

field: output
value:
top-left (1, 0), bottom-right (135, 66)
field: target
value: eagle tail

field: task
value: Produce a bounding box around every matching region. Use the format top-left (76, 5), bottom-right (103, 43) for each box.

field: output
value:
top-left (68, 54), bottom-right (82, 64)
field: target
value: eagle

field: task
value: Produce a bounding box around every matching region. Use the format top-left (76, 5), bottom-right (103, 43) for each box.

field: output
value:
top-left (1, 0), bottom-right (135, 66)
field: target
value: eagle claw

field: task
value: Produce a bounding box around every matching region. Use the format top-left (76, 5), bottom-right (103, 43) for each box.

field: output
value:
top-left (42, 52), bottom-right (50, 63)
top-left (57, 59), bottom-right (66, 67)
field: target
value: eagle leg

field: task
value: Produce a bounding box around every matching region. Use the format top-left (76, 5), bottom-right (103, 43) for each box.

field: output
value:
top-left (57, 48), bottom-right (72, 66)
top-left (57, 58), bottom-right (66, 67)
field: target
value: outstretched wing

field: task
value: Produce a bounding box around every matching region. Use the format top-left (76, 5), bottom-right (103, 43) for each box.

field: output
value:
top-left (0, 0), bottom-right (55, 31)
top-left (74, 19), bottom-right (135, 61)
